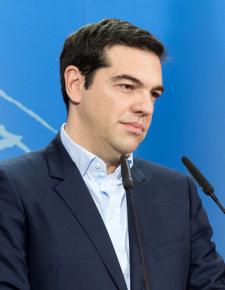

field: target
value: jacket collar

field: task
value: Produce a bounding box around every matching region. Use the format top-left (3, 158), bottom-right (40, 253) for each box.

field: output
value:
top-left (46, 133), bottom-right (147, 183)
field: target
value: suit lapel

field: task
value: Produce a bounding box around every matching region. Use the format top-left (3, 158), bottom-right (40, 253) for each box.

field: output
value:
top-left (45, 135), bottom-right (128, 290)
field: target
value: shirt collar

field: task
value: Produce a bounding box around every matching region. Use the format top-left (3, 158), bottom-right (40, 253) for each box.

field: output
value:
top-left (60, 123), bottom-right (133, 177)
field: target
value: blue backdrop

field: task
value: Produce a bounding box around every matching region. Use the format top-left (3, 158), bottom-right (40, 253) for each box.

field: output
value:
top-left (1, 0), bottom-right (224, 258)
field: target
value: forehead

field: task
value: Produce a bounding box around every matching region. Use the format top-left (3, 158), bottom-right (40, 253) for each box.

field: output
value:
top-left (103, 45), bottom-right (162, 85)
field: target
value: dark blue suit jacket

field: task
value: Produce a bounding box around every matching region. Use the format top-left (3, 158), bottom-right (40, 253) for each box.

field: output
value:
top-left (0, 134), bottom-right (224, 290)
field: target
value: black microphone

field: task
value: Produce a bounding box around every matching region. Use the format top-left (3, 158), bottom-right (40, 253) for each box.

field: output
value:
top-left (181, 156), bottom-right (225, 214)
top-left (120, 155), bottom-right (151, 290)
top-left (120, 154), bottom-right (133, 190)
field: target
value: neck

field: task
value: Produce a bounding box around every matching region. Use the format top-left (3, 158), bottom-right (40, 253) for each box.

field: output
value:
top-left (106, 160), bottom-right (120, 174)
top-left (64, 123), bottom-right (121, 174)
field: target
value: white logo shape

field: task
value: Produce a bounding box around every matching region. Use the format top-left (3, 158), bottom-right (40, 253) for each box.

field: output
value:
top-left (0, 89), bottom-right (57, 153)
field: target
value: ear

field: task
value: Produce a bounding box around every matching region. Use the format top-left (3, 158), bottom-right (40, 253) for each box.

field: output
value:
top-left (64, 65), bottom-right (84, 104)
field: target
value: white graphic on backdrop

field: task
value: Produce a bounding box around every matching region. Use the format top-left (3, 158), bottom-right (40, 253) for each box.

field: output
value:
top-left (0, 125), bottom-right (31, 152)
top-left (0, 89), bottom-right (57, 153)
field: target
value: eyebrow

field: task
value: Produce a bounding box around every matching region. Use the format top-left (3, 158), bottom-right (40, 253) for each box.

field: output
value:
top-left (111, 74), bottom-right (164, 93)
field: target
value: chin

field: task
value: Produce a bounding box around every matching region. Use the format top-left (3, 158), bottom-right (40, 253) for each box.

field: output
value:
top-left (117, 141), bottom-right (140, 155)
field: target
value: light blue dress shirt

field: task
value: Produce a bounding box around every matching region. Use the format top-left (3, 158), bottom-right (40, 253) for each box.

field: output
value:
top-left (60, 123), bottom-right (133, 290)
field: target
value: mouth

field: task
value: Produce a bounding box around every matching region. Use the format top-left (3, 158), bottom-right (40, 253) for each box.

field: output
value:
top-left (120, 122), bottom-right (144, 135)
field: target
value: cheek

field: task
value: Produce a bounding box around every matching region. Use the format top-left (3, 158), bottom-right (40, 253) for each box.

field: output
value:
top-left (94, 92), bottom-right (116, 113)
top-left (86, 87), bottom-right (131, 123)
top-left (144, 116), bottom-right (153, 135)
top-left (146, 117), bottom-right (152, 127)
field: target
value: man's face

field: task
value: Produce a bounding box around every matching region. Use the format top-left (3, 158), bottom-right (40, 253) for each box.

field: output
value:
top-left (70, 45), bottom-right (163, 162)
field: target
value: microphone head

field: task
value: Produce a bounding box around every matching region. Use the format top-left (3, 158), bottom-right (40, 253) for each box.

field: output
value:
top-left (120, 155), bottom-right (134, 190)
top-left (181, 156), bottom-right (214, 195)
top-left (181, 156), bottom-right (189, 166)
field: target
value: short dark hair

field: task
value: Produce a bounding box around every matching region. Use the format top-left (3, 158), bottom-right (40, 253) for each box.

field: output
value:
top-left (60, 18), bottom-right (165, 111)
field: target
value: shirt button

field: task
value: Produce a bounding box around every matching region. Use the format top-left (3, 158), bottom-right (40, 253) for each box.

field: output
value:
top-left (95, 163), bottom-right (101, 169)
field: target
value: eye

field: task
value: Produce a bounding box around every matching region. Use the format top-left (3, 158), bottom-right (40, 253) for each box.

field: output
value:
top-left (151, 91), bottom-right (161, 102)
top-left (119, 84), bottom-right (135, 91)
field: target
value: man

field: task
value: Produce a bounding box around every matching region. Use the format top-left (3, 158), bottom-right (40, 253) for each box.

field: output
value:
top-left (0, 18), bottom-right (224, 290)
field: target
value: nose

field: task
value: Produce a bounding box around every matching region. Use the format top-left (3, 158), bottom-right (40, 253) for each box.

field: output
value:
top-left (131, 93), bottom-right (154, 116)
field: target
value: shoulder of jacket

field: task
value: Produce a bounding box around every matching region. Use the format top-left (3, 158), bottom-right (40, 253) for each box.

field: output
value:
top-left (133, 157), bottom-right (187, 181)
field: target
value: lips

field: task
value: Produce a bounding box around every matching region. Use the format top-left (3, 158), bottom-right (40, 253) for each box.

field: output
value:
top-left (120, 122), bottom-right (145, 135)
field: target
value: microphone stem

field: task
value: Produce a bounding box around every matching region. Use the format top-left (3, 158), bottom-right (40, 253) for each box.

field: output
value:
top-left (126, 188), bottom-right (151, 290)
top-left (210, 192), bottom-right (225, 214)
top-left (120, 154), bottom-right (151, 289)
